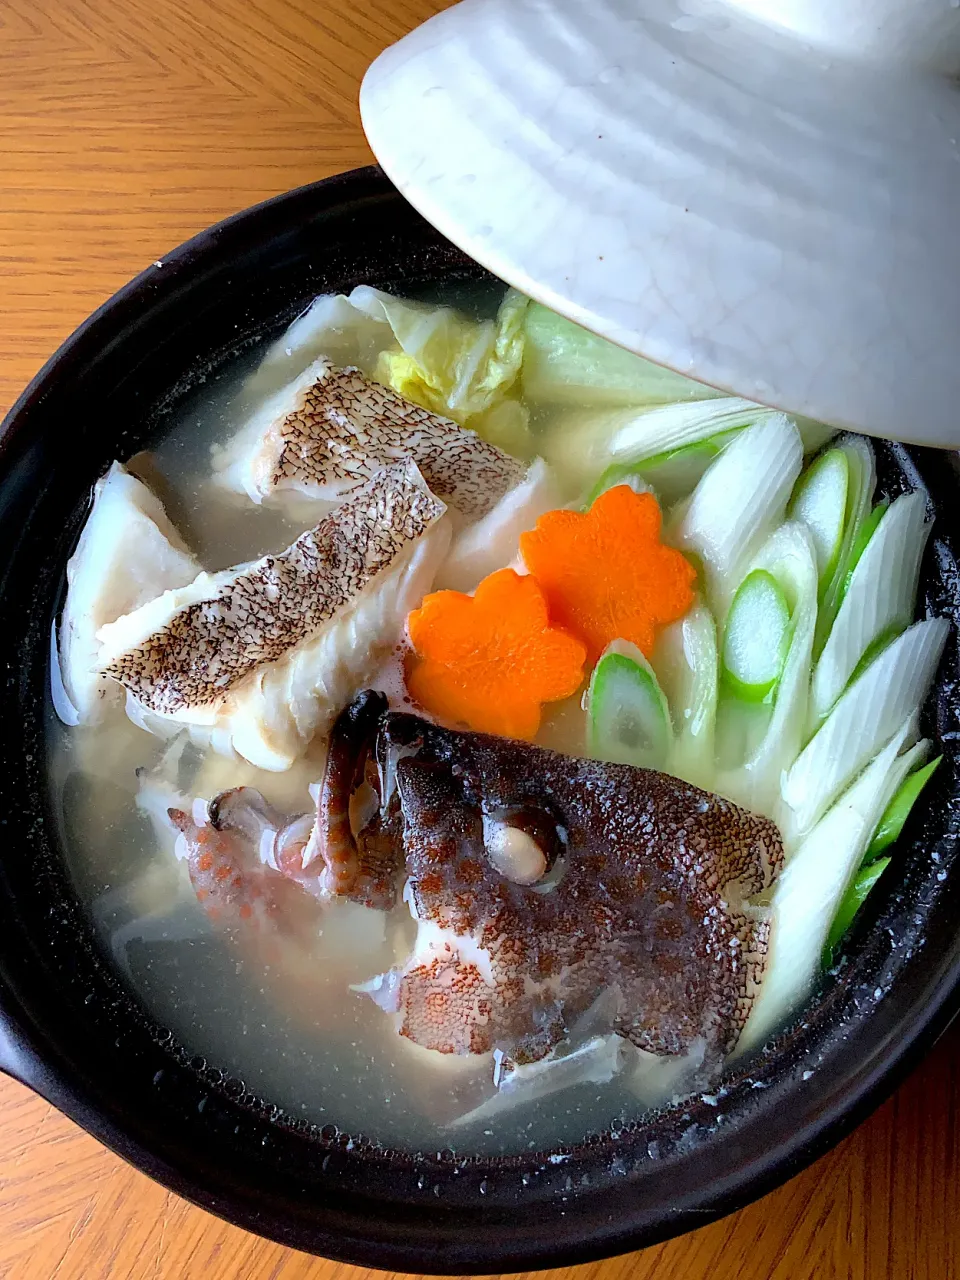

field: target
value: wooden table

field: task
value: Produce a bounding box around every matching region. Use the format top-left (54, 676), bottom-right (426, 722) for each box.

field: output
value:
top-left (1, 1), bottom-right (958, 1276)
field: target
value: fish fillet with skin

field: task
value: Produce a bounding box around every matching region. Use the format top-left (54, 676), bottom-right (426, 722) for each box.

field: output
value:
top-left (212, 357), bottom-right (524, 520)
top-left (58, 462), bottom-right (200, 724)
top-left (97, 461), bottom-right (450, 770)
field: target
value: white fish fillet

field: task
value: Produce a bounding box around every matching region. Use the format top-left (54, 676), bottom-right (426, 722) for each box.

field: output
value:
top-left (245, 291), bottom-right (395, 400)
top-left (98, 461), bottom-right (450, 770)
top-left (435, 457), bottom-right (561, 592)
top-left (58, 462), bottom-right (200, 724)
top-left (212, 357), bottom-right (523, 520)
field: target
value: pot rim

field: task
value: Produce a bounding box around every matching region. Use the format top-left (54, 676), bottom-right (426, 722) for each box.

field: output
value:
top-left (1, 166), bottom-right (958, 1273)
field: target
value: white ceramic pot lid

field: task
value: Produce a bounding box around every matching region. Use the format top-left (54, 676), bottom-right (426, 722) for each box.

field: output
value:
top-left (361, 0), bottom-right (960, 448)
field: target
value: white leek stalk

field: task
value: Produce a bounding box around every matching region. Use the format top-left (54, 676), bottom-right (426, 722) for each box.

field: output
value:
top-left (813, 435), bottom-right (876, 656)
top-left (679, 415), bottom-right (804, 616)
top-left (779, 617), bottom-right (948, 846)
top-left (721, 570), bottom-right (792, 702)
top-left (809, 491), bottom-right (931, 728)
top-left (540, 398), bottom-right (771, 491)
top-left (787, 448), bottom-right (850, 587)
top-left (738, 721), bottom-right (927, 1053)
top-left (716, 522), bottom-right (818, 816)
top-left (587, 641), bottom-right (673, 770)
top-left (653, 600), bottom-right (719, 790)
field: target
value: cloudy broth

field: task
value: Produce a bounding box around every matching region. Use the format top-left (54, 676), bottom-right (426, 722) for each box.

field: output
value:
top-left (46, 312), bottom-right (645, 1158)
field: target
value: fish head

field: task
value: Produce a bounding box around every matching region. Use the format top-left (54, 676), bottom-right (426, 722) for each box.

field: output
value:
top-left (362, 710), bottom-right (783, 1066)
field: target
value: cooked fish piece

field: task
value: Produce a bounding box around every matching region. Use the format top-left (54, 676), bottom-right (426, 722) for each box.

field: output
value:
top-left (98, 462), bottom-right (450, 770)
top-left (313, 697), bottom-right (785, 1066)
top-left (435, 456), bottom-right (561, 592)
top-left (212, 357), bottom-right (524, 520)
top-left (58, 462), bottom-right (200, 724)
top-left (168, 786), bottom-right (397, 985)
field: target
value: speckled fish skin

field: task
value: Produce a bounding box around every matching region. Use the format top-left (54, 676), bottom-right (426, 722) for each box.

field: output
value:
top-left (169, 790), bottom-right (319, 943)
top-left (359, 710), bottom-right (784, 1064)
top-left (224, 357), bottom-right (524, 518)
top-left (100, 461), bottom-right (445, 718)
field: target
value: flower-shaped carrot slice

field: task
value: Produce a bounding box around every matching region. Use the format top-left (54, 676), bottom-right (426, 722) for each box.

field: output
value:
top-left (519, 485), bottom-right (696, 663)
top-left (406, 568), bottom-right (586, 739)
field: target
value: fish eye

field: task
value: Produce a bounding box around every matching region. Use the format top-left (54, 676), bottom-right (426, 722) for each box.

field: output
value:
top-left (482, 805), bottom-right (565, 886)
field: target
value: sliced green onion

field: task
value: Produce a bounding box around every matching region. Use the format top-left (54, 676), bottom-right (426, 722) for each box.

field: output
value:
top-left (813, 436), bottom-right (876, 657)
top-left (821, 747), bottom-right (939, 963)
top-left (841, 501), bottom-right (888, 602)
top-left (586, 436), bottom-right (735, 509)
top-left (721, 570), bottom-right (792, 703)
top-left (715, 522), bottom-right (819, 817)
top-left (679, 415), bottom-right (803, 615)
top-left (823, 858), bottom-right (891, 960)
top-left (653, 600), bottom-right (719, 789)
top-left (714, 697), bottom-right (774, 771)
top-left (779, 618), bottom-right (947, 846)
top-left (787, 448), bottom-right (849, 587)
top-left (585, 465), bottom-right (653, 505)
top-left (739, 722), bottom-right (917, 1051)
top-left (587, 642), bottom-right (671, 770)
top-left (846, 623), bottom-right (903, 686)
top-left (808, 491), bottom-right (930, 732)
top-left (865, 755), bottom-right (941, 862)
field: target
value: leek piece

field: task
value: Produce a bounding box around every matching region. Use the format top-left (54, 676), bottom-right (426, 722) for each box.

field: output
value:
top-left (715, 522), bottom-right (818, 815)
top-left (865, 755), bottom-right (941, 861)
top-left (540, 398), bottom-right (772, 494)
top-left (541, 398), bottom-right (832, 500)
top-left (586, 431), bottom-right (749, 509)
top-left (603, 405), bottom-right (833, 470)
top-left (808, 492), bottom-right (930, 728)
top-left (779, 617), bottom-right (948, 846)
top-left (714, 698), bottom-right (774, 772)
top-left (587, 440), bottom-right (721, 508)
top-left (678, 415), bottom-right (803, 615)
top-left (721, 570), bottom-right (791, 703)
top-left (812, 435), bottom-right (876, 657)
top-left (605, 401), bottom-right (772, 467)
top-left (787, 448), bottom-right (849, 586)
top-left (795, 419), bottom-right (841, 455)
top-left (587, 641), bottom-right (672, 770)
top-left (738, 720), bottom-right (920, 1053)
top-left (653, 600), bottom-right (719, 789)
top-left (823, 750), bottom-right (939, 961)
top-left (586, 468), bottom-right (652, 504)
top-left (521, 303), bottom-right (718, 408)
top-left (823, 858), bottom-right (892, 959)
top-left (841, 501), bottom-right (888, 598)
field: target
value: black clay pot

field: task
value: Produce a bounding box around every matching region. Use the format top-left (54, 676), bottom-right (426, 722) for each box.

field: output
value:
top-left (1, 166), bottom-right (959, 1273)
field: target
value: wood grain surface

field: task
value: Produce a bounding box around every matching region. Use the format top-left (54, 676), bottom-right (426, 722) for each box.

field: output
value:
top-left (1, 1), bottom-right (958, 1277)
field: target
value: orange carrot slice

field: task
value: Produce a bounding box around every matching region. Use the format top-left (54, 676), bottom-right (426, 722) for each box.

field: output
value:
top-left (406, 568), bottom-right (586, 739)
top-left (519, 485), bottom-right (696, 664)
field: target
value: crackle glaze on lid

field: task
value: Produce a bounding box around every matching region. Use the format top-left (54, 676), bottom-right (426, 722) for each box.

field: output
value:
top-left (361, 0), bottom-right (960, 447)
